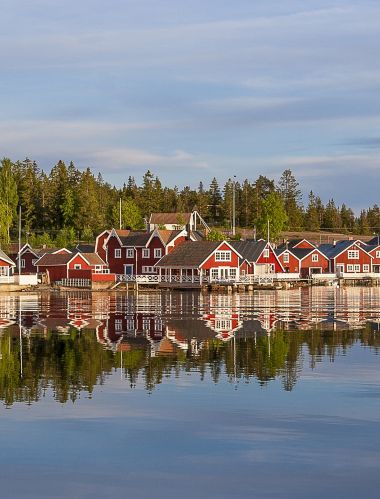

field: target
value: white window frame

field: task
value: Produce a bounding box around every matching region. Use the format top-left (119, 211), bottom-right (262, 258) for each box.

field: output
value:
top-left (126, 248), bottom-right (134, 258)
top-left (21, 259), bottom-right (26, 268)
top-left (74, 263), bottom-right (81, 270)
top-left (142, 248), bottom-right (150, 259)
top-left (347, 264), bottom-right (354, 272)
top-left (154, 248), bottom-right (162, 259)
top-left (263, 248), bottom-right (269, 258)
top-left (114, 248), bottom-right (121, 258)
top-left (283, 252), bottom-right (289, 263)
top-left (363, 264), bottom-right (370, 272)
top-left (354, 264), bottom-right (360, 272)
top-left (376, 251), bottom-right (380, 259)
top-left (215, 251), bottom-right (231, 262)
top-left (211, 268), bottom-right (219, 280)
top-left (115, 319), bottom-right (122, 332)
top-left (347, 250), bottom-right (359, 259)
top-left (312, 253), bottom-right (319, 262)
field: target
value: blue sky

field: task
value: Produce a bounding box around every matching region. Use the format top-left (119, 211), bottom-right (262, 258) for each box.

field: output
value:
top-left (1, 0), bottom-right (380, 209)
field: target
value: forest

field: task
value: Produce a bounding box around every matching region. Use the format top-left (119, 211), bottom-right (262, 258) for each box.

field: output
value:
top-left (0, 156), bottom-right (379, 247)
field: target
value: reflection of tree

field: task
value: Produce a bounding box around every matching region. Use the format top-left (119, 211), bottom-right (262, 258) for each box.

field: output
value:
top-left (1, 325), bottom-right (380, 406)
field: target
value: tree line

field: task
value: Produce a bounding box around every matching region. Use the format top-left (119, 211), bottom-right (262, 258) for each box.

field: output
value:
top-left (0, 157), bottom-right (379, 247)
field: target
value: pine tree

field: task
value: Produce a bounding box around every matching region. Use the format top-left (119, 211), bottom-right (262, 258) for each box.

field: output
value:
top-left (305, 191), bottom-right (320, 231)
top-left (277, 169), bottom-right (303, 229)
top-left (208, 177), bottom-right (222, 223)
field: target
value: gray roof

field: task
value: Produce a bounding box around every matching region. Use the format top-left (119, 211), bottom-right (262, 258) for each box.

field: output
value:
top-left (119, 231), bottom-right (151, 247)
top-left (155, 241), bottom-right (220, 267)
top-left (76, 244), bottom-right (95, 253)
top-left (289, 247), bottom-right (314, 260)
top-left (367, 236), bottom-right (380, 246)
top-left (229, 240), bottom-right (267, 262)
top-left (319, 240), bottom-right (364, 259)
top-left (276, 239), bottom-right (314, 251)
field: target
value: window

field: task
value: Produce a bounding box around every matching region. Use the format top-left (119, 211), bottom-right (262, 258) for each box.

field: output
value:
top-left (263, 249), bottom-right (269, 258)
top-left (229, 268), bottom-right (237, 279)
top-left (126, 248), bottom-right (134, 258)
top-left (143, 319), bottom-right (150, 332)
top-left (94, 265), bottom-right (101, 273)
top-left (363, 264), bottom-right (370, 272)
top-left (216, 319), bottom-right (232, 331)
top-left (142, 248), bottom-right (150, 258)
top-left (215, 251), bottom-right (231, 262)
top-left (348, 250), bottom-right (359, 259)
top-left (21, 259), bottom-right (25, 268)
top-left (376, 251), bottom-right (380, 259)
top-left (115, 248), bottom-right (121, 258)
top-left (312, 253), bottom-right (319, 262)
top-left (354, 264), bottom-right (360, 272)
top-left (154, 248), bottom-right (162, 258)
top-left (74, 264), bottom-right (81, 270)
top-left (154, 319), bottom-right (162, 332)
top-left (126, 318), bottom-right (134, 331)
top-left (347, 264), bottom-right (353, 272)
top-left (211, 268), bottom-right (219, 280)
top-left (142, 266), bottom-right (158, 274)
top-left (115, 319), bottom-right (122, 332)
top-left (283, 252), bottom-right (289, 263)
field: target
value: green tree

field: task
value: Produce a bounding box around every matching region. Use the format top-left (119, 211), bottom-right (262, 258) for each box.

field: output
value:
top-left (0, 158), bottom-right (18, 243)
top-left (277, 169), bottom-right (303, 229)
top-left (206, 229), bottom-right (224, 241)
top-left (111, 198), bottom-right (144, 230)
top-left (256, 191), bottom-right (288, 240)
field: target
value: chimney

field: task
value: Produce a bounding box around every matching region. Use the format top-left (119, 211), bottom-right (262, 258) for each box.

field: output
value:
top-left (185, 223), bottom-right (191, 240)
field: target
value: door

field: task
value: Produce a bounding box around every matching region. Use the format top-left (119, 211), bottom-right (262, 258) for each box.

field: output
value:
top-left (124, 264), bottom-right (134, 275)
top-left (219, 268), bottom-right (229, 280)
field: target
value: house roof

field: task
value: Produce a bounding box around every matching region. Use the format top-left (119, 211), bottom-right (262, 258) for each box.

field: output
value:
top-left (76, 244), bottom-right (95, 253)
top-left (120, 231), bottom-right (151, 247)
top-left (289, 247), bottom-right (314, 260)
top-left (79, 253), bottom-right (107, 266)
top-left (230, 240), bottom-right (267, 262)
top-left (318, 240), bottom-right (370, 259)
top-left (276, 238), bottom-right (315, 251)
top-left (155, 241), bottom-right (220, 267)
top-left (0, 249), bottom-right (16, 266)
top-left (156, 229), bottom-right (183, 245)
top-left (367, 236), bottom-right (380, 246)
top-left (35, 253), bottom-right (73, 266)
top-left (149, 212), bottom-right (192, 225)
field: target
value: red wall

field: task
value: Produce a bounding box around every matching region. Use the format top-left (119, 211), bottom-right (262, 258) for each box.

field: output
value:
top-left (294, 240), bottom-right (315, 249)
top-left (201, 243), bottom-right (240, 270)
top-left (96, 231), bottom-right (109, 262)
top-left (167, 235), bottom-right (186, 253)
top-left (256, 246), bottom-right (283, 272)
top-left (334, 244), bottom-right (372, 272)
top-left (278, 252), bottom-right (300, 273)
top-left (300, 250), bottom-right (330, 277)
top-left (38, 265), bottom-right (67, 282)
top-left (106, 235), bottom-right (125, 274)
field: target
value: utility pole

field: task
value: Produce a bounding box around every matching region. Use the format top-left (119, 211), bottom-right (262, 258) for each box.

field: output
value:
top-left (119, 198), bottom-right (122, 230)
top-left (232, 175), bottom-right (237, 236)
top-left (18, 205), bottom-right (22, 276)
top-left (267, 218), bottom-right (270, 243)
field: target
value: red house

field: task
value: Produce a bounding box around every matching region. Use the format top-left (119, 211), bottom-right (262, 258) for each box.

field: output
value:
top-left (230, 240), bottom-right (284, 275)
top-left (364, 243), bottom-right (380, 273)
top-left (155, 240), bottom-right (249, 282)
top-left (9, 243), bottom-right (39, 274)
top-left (104, 228), bottom-right (192, 276)
top-left (319, 240), bottom-right (373, 274)
top-left (0, 249), bottom-right (16, 281)
top-left (36, 252), bottom-right (109, 283)
top-left (276, 247), bottom-right (329, 277)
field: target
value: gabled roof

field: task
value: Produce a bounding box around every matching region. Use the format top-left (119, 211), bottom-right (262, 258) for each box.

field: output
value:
top-left (0, 249), bottom-right (16, 266)
top-left (363, 244), bottom-right (380, 254)
top-left (155, 229), bottom-right (184, 245)
top-left (121, 231), bottom-right (151, 247)
top-left (155, 241), bottom-right (220, 267)
top-left (229, 240), bottom-right (267, 262)
top-left (149, 212), bottom-right (192, 225)
top-left (76, 244), bottom-right (95, 253)
top-left (35, 253), bottom-right (73, 266)
top-left (367, 236), bottom-right (380, 246)
top-left (276, 238), bottom-right (315, 251)
top-left (76, 253), bottom-right (106, 266)
top-left (319, 240), bottom-right (372, 259)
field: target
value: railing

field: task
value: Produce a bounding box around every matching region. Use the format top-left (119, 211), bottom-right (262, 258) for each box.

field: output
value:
top-left (116, 274), bottom-right (278, 285)
top-left (0, 275), bottom-right (15, 284)
top-left (56, 278), bottom-right (91, 288)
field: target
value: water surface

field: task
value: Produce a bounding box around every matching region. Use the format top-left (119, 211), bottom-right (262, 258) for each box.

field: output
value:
top-left (1, 288), bottom-right (379, 498)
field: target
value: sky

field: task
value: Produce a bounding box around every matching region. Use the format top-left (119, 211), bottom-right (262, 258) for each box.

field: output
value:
top-left (1, 0), bottom-right (380, 210)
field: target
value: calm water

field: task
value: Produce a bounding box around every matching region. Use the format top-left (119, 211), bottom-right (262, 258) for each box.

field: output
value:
top-left (1, 288), bottom-right (380, 498)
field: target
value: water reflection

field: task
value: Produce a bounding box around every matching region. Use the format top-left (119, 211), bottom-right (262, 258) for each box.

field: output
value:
top-left (0, 287), bottom-right (379, 406)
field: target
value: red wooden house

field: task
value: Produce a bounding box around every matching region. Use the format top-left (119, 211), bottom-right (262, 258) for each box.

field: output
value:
top-left (8, 243), bottom-right (40, 274)
top-left (155, 240), bottom-right (249, 281)
top-left (103, 228), bottom-right (192, 276)
top-left (0, 249), bottom-right (16, 281)
top-left (364, 244), bottom-right (380, 273)
top-left (230, 240), bottom-right (284, 275)
top-left (276, 247), bottom-right (329, 277)
top-left (36, 252), bottom-right (108, 283)
top-left (319, 240), bottom-right (373, 274)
